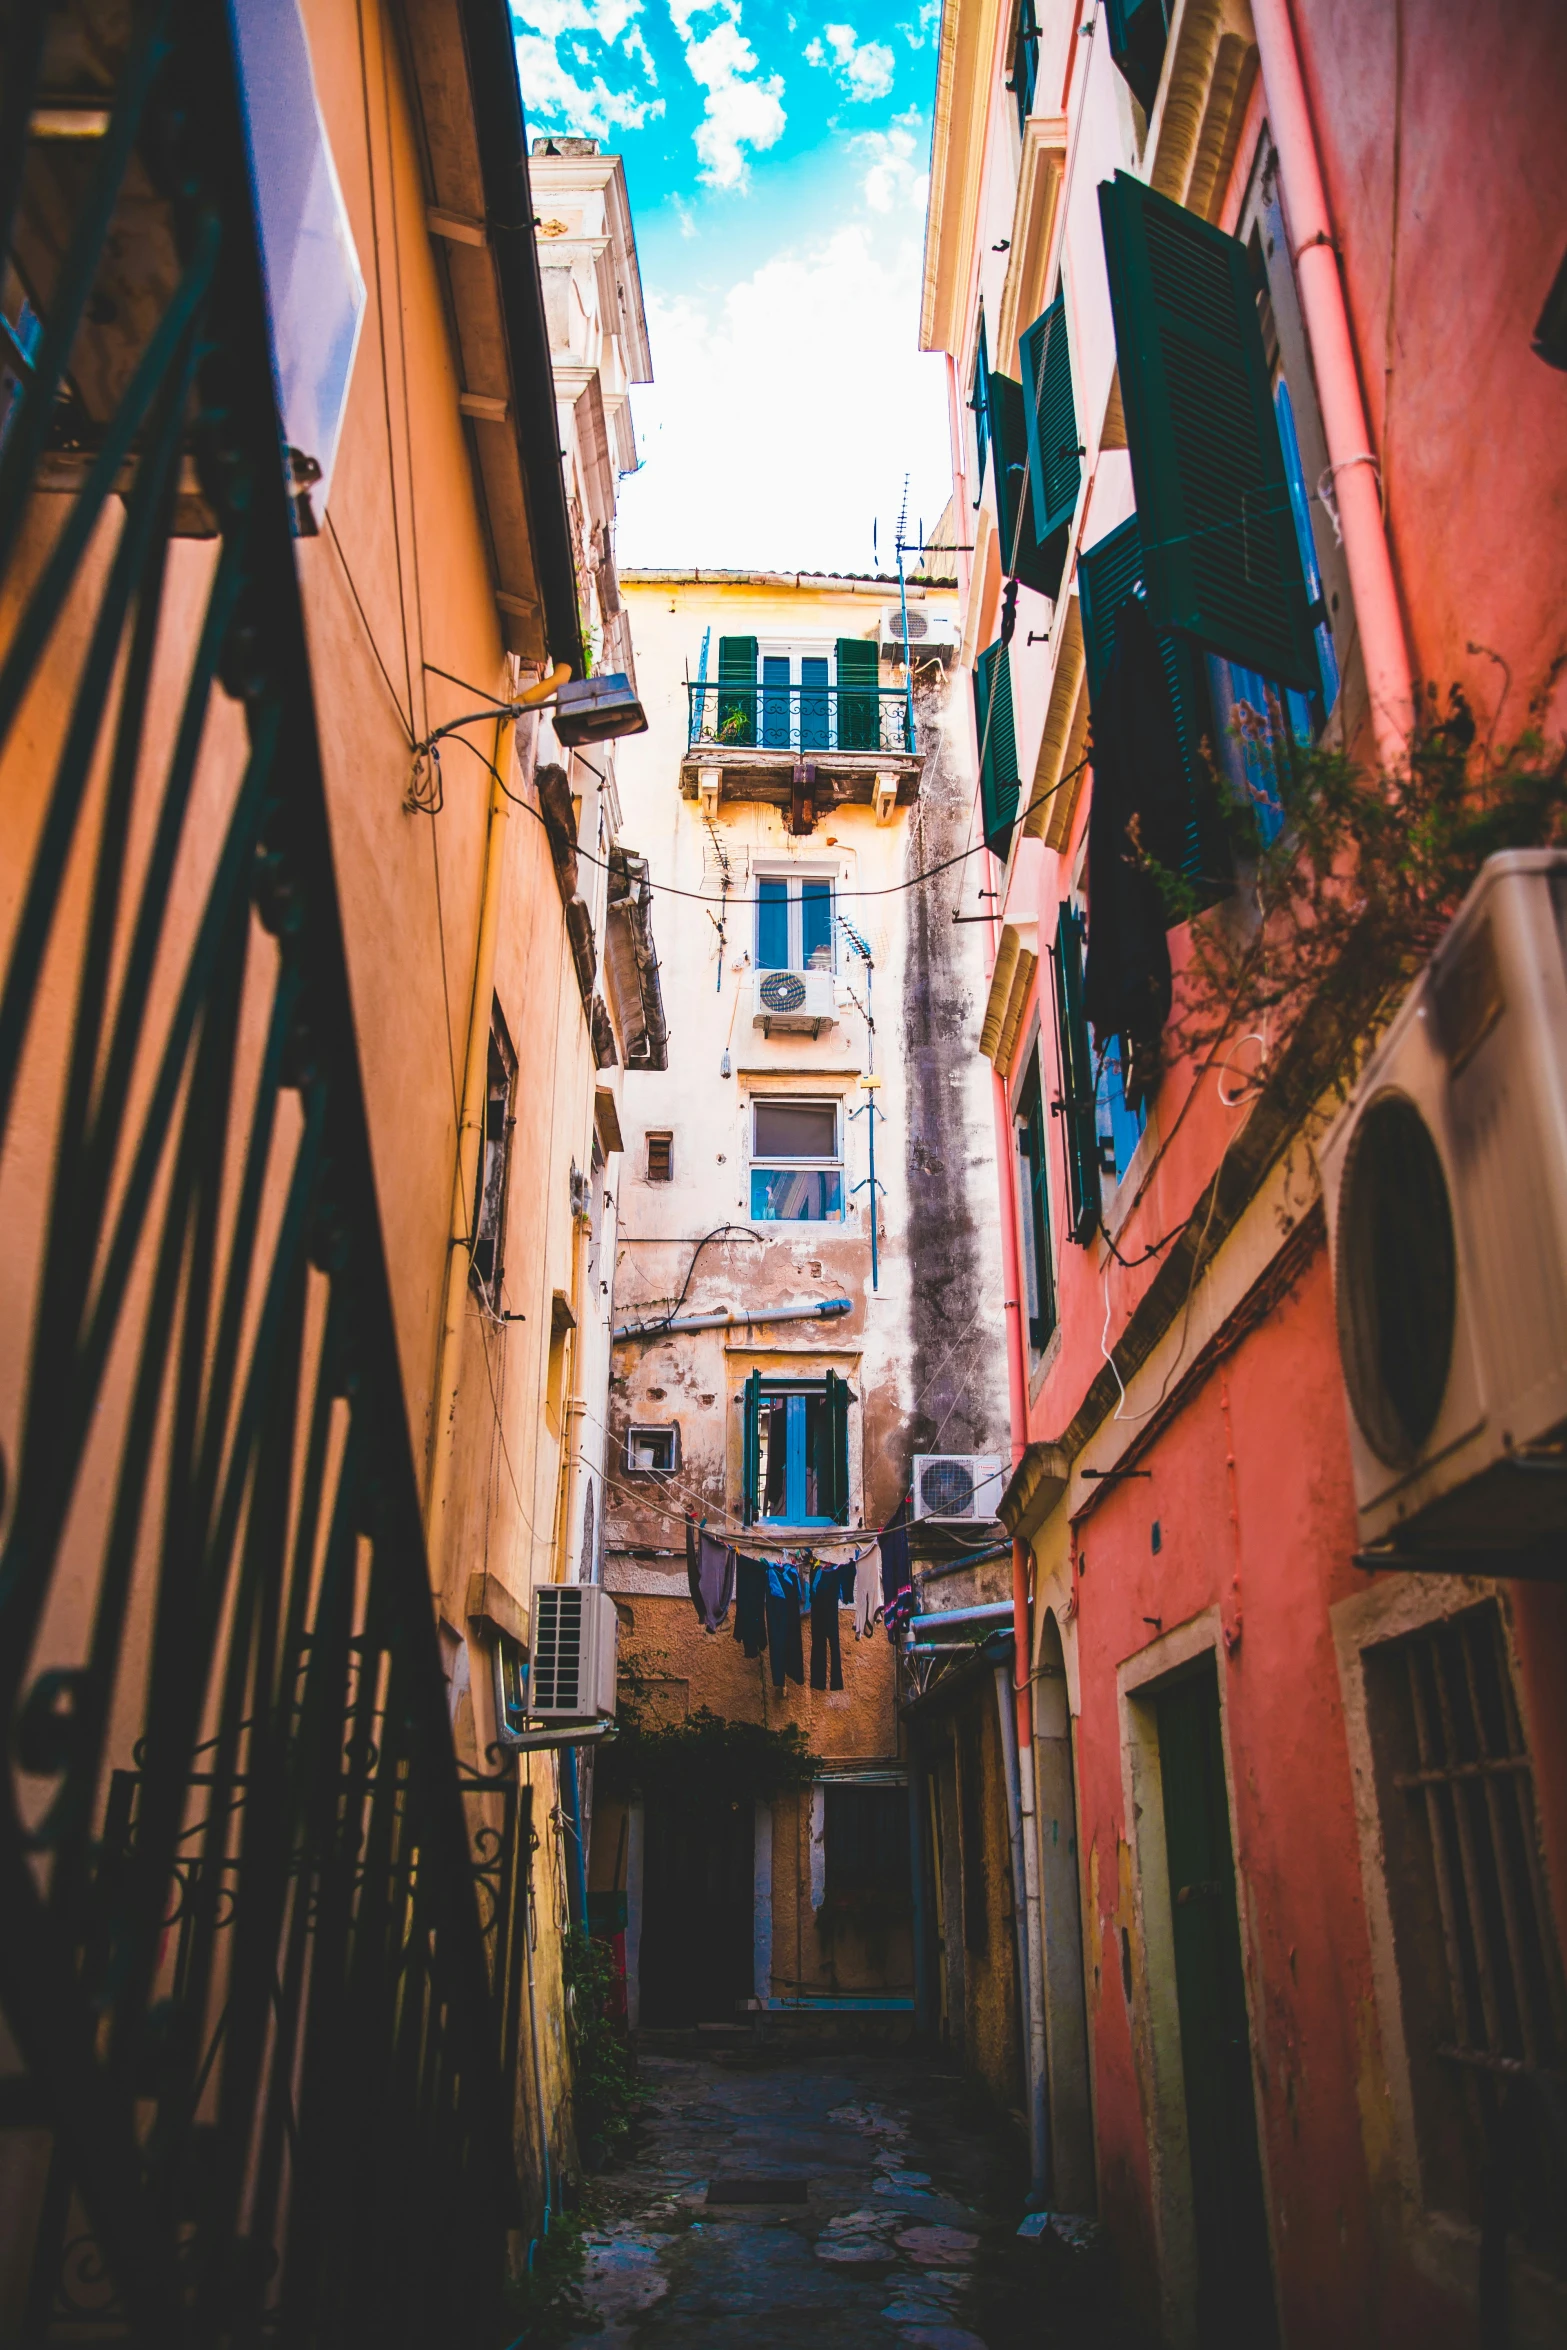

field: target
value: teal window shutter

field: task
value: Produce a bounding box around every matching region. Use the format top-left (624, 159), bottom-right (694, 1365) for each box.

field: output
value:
top-left (1079, 516), bottom-right (1233, 908)
top-left (1104, 0), bottom-right (1170, 112)
top-left (989, 372), bottom-right (1069, 598)
top-left (717, 636), bottom-right (758, 744)
top-left (1050, 902), bottom-right (1100, 1244)
top-left (816, 1371), bottom-right (851, 1524)
top-left (973, 641), bottom-right (1020, 858)
top-left (835, 637), bottom-right (880, 750)
top-left (1015, 1053), bottom-right (1056, 1347)
top-left (742, 1369), bottom-right (762, 1524)
top-left (1008, 0), bottom-right (1040, 133)
top-left (971, 311), bottom-right (991, 487)
top-left (1098, 171), bottom-right (1318, 689)
top-left (1020, 294), bottom-right (1081, 557)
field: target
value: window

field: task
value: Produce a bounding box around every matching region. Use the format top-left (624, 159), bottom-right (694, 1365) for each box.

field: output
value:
top-left (1098, 170), bottom-right (1318, 691)
top-left (742, 1369), bottom-right (852, 1525)
top-left (1104, 0), bottom-right (1171, 112)
top-left (646, 1131), bottom-right (673, 1182)
top-left (973, 641), bottom-right (1020, 859)
top-left (824, 1784), bottom-right (911, 1896)
top-left (1050, 901), bottom-right (1100, 1243)
top-left (836, 637), bottom-right (881, 751)
top-left (1015, 1047), bottom-right (1057, 1351)
top-left (1365, 1604), bottom-right (1566, 2269)
top-left (1093, 1027), bottom-right (1147, 1186)
top-left (986, 367), bottom-right (1068, 596)
top-left (626, 1425), bottom-right (680, 1473)
top-left (756, 875), bottom-right (834, 971)
top-left (750, 1097), bottom-right (843, 1221)
top-left (1019, 291), bottom-right (1081, 578)
top-left (471, 1003), bottom-right (516, 1296)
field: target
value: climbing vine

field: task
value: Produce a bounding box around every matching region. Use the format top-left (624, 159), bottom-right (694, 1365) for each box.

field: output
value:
top-left (1146, 686), bottom-right (1567, 1094)
top-left (596, 1649), bottom-right (822, 1812)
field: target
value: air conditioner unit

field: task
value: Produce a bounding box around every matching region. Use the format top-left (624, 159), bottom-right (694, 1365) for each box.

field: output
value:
top-left (1315, 851), bottom-right (1567, 1564)
top-left (878, 606), bottom-right (959, 666)
top-left (753, 967), bottom-right (838, 1035)
top-left (912, 1454), bottom-right (1007, 1522)
top-left (528, 1584), bottom-right (619, 1721)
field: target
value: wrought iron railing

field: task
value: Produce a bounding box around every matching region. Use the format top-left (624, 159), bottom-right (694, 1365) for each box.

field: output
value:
top-left (686, 677), bottom-right (915, 754)
top-left (0, 4), bottom-right (531, 2340)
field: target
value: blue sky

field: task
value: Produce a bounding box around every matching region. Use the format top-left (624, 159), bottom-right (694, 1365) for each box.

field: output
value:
top-left (512, 0), bottom-right (954, 572)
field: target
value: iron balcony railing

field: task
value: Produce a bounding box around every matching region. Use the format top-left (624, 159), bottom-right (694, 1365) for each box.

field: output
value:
top-left (0, 4), bottom-right (533, 2342)
top-left (686, 678), bottom-right (916, 754)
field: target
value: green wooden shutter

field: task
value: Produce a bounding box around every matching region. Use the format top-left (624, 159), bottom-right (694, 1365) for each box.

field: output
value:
top-left (973, 641), bottom-right (1020, 858)
top-left (1104, 0), bottom-right (1170, 112)
top-left (1051, 902), bottom-right (1100, 1243)
top-left (717, 636), bottom-right (757, 744)
top-left (989, 372), bottom-right (1068, 598)
top-left (817, 1371), bottom-right (851, 1524)
top-left (742, 1369), bottom-right (762, 1524)
top-left (1098, 171), bottom-right (1317, 689)
top-left (971, 312), bottom-right (991, 486)
top-left (1079, 517), bottom-right (1233, 908)
top-left (836, 637), bottom-right (880, 751)
top-left (1020, 294), bottom-right (1081, 554)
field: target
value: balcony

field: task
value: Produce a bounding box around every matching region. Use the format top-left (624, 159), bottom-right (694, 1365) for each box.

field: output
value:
top-left (681, 678), bottom-right (924, 825)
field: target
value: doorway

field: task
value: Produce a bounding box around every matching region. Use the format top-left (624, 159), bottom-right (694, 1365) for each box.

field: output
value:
top-left (638, 1795), bottom-right (755, 2026)
top-left (1155, 1658), bottom-right (1277, 2347)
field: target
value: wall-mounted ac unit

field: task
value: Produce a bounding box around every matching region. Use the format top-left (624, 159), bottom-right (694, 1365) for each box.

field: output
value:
top-left (912, 1454), bottom-right (1007, 1522)
top-left (879, 607), bottom-right (959, 666)
top-left (529, 1584), bottom-right (619, 1721)
top-left (1316, 851), bottom-right (1567, 1563)
top-left (753, 967), bottom-right (837, 1035)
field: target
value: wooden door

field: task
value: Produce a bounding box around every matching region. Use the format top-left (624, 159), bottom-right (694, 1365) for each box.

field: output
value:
top-left (638, 1795), bottom-right (755, 2027)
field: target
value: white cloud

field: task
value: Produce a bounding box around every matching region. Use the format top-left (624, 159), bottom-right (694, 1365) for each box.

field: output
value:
top-left (662, 0), bottom-right (786, 188)
top-left (512, 0), bottom-right (661, 138)
top-left (852, 118), bottom-right (928, 213)
top-left (898, 0), bottom-right (942, 46)
top-left (615, 219), bottom-right (951, 571)
top-left (818, 21), bottom-right (895, 100)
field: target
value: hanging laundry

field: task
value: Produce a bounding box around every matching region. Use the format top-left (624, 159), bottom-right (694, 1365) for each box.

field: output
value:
top-left (764, 1561), bottom-right (805, 1690)
top-left (809, 1565), bottom-right (844, 1691)
top-left (836, 1557), bottom-right (857, 1607)
top-left (684, 1513), bottom-right (705, 1625)
top-left (733, 1552), bottom-right (768, 1659)
top-left (695, 1530), bottom-right (735, 1632)
top-left (880, 1499), bottom-right (912, 1641)
top-left (851, 1544), bottom-right (882, 1639)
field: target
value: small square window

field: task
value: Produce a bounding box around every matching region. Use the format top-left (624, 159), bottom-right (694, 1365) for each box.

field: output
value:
top-left (627, 1425), bottom-right (680, 1474)
top-left (646, 1132), bottom-right (673, 1182)
top-left (750, 1097), bottom-right (843, 1222)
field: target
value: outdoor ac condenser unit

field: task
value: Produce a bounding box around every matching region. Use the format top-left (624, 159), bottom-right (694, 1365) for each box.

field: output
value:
top-left (911, 1454), bottom-right (1007, 1523)
top-left (878, 607), bottom-right (960, 666)
top-left (528, 1584), bottom-right (619, 1721)
top-left (753, 967), bottom-right (838, 1035)
top-left (1316, 850), bottom-right (1567, 1562)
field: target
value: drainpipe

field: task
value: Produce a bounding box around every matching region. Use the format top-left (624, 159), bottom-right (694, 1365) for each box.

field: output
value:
top-left (424, 724), bottom-right (512, 1596)
top-left (1249, 0), bottom-right (1413, 768)
top-left (992, 1068), bottom-right (1050, 2205)
top-left (613, 1296), bottom-right (853, 1342)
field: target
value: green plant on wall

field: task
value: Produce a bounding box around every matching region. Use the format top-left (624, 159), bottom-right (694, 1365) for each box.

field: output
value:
top-left (562, 1925), bottom-right (641, 2170)
top-left (597, 1648), bottom-right (822, 1811)
top-left (1142, 689), bottom-right (1567, 1091)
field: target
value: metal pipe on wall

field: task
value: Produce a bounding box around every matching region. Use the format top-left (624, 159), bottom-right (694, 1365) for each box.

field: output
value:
top-left (991, 1065), bottom-right (1050, 2203)
top-left (1249, 0), bottom-right (1413, 768)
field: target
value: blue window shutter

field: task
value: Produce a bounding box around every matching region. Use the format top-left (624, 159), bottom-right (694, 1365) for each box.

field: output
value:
top-left (1020, 294), bottom-right (1081, 554)
top-left (1051, 902), bottom-right (1100, 1244)
top-left (836, 637), bottom-right (880, 750)
top-left (1079, 516), bottom-right (1233, 908)
top-left (717, 636), bottom-right (757, 743)
top-left (743, 1370), bottom-right (762, 1524)
top-left (973, 642), bottom-right (1020, 858)
top-left (1098, 171), bottom-right (1318, 688)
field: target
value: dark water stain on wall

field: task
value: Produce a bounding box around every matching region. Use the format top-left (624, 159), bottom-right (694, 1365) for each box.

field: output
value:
top-left (902, 673), bottom-right (1008, 1462)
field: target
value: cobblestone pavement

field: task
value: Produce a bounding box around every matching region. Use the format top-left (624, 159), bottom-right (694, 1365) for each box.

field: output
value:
top-left (564, 2039), bottom-right (1150, 2349)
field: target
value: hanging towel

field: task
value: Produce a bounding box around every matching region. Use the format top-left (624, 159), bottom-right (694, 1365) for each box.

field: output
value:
top-left (764, 1562), bottom-right (805, 1690)
top-left (684, 1514), bottom-right (705, 1625)
top-left (851, 1544), bottom-right (882, 1638)
top-left (733, 1552), bottom-right (768, 1658)
top-left (695, 1531), bottom-right (735, 1632)
top-left (809, 1570), bottom-right (844, 1690)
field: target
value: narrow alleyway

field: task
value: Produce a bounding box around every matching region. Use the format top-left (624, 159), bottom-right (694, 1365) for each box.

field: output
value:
top-left (566, 2040), bottom-right (1148, 2349)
